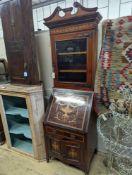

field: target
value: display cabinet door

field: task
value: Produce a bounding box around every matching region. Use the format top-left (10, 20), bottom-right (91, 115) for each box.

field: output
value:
top-left (51, 30), bottom-right (95, 90)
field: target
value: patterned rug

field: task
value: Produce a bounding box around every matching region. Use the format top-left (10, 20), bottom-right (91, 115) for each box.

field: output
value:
top-left (95, 16), bottom-right (132, 114)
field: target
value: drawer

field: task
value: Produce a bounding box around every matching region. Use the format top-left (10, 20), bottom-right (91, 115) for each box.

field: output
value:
top-left (46, 127), bottom-right (63, 135)
top-left (46, 126), bottom-right (84, 142)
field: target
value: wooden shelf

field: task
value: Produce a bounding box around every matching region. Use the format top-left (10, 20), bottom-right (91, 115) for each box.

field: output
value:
top-left (59, 65), bottom-right (86, 69)
top-left (12, 137), bottom-right (33, 154)
top-left (9, 121), bottom-right (32, 139)
top-left (59, 70), bottom-right (87, 73)
top-left (58, 51), bottom-right (87, 56)
top-left (6, 107), bottom-right (28, 118)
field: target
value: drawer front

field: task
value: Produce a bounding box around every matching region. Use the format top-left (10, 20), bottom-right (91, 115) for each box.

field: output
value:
top-left (46, 126), bottom-right (84, 142)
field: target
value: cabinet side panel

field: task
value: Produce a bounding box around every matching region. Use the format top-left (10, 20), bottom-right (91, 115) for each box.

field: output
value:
top-left (0, 114), bottom-right (5, 144)
top-left (0, 95), bottom-right (12, 147)
top-left (26, 92), bottom-right (45, 160)
top-left (85, 110), bottom-right (97, 171)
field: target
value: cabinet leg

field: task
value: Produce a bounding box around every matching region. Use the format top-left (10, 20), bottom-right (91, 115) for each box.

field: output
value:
top-left (83, 165), bottom-right (89, 175)
top-left (46, 153), bottom-right (50, 163)
top-left (46, 158), bottom-right (49, 163)
top-left (46, 155), bottom-right (50, 163)
top-left (94, 148), bottom-right (97, 154)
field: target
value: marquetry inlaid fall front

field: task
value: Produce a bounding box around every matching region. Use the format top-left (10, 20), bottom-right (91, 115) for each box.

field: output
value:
top-left (44, 88), bottom-right (97, 175)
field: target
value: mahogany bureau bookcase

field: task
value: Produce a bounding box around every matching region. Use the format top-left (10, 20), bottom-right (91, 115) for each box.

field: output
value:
top-left (43, 2), bottom-right (102, 174)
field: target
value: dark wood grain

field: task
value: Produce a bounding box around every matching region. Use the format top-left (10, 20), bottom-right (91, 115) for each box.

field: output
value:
top-left (44, 88), bottom-right (97, 175)
top-left (0, 0), bottom-right (40, 84)
top-left (0, 115), bottom-right (5, 145)
top-left (44, 2), bottom-right (102, 90)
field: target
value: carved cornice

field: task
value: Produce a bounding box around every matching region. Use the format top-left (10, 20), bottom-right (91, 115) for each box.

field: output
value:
top-left (0, 0), bottom-right (10, 5)
top-left (50, 22), bottom-right (97, 35)
top-left (44, 2), bottom-right (102, 29)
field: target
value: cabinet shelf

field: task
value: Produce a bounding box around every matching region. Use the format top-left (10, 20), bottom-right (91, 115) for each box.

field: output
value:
top-left (5, 107), bottom-right (28, 118)
top-left (9, 121), bottom-right (32, 139)
top-left (59, 65), bottom-right (86, 69)
top-left (59, 70), bottom-right (87, 73)
top-left (58, 51), bottom-right (87, 56)
top-left (12, 137), bottom-right (33, 154)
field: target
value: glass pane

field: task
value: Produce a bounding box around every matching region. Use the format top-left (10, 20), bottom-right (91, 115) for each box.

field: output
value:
top-left (58, 72), bottom-right (86, 82)
top-left (56, 38), bottom-right (87, 53)
top-left (56, 38), bottom-right (87, 83)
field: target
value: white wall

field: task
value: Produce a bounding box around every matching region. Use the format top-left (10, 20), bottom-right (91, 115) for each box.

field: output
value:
top-left (0, 18), bottom-right (7, 60)
top-left (0, 38), bottom-right (7, 81)
top-left (0, 38), bottom-right (7, 59)
top-left (35, 31), bottom-right (53, 98)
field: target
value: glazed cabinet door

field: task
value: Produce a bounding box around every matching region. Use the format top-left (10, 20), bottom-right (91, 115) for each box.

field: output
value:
top-left (51, 30), bottom-right (96, 90)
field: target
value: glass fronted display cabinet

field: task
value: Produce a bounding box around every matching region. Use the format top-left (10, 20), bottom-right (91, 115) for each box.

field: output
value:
top-left (0, 84), bottom-right (45, 160)
top-left (56, 38), bottom-right (87, 83)
top-left (44, 2), bottom-right (102, 90)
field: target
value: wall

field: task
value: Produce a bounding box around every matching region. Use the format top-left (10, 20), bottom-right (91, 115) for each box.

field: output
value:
top-left (35, 31), bottom-right (53, 99)
top-left (0, 38), bottom-right (7, 59)
top-left (0, 18), bottom-right (7, 59)
top-left (33, 0), bottom-right (132, 31)
top-left (0, 38), bottom-right (7, 81)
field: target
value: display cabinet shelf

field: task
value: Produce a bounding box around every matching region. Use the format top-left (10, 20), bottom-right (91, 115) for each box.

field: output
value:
top-left (5, 107), bottom-right (28, 118)
top-left (59, 70), bottom-right (87, 73)
top-left (12, 135), bottom-right (33, 154)
top-left (58, 52), bottom-right (87, 56)
top-left (9, 121), bottom-right (32, 139)
top-left (59, 65), bottom-right (86, 69)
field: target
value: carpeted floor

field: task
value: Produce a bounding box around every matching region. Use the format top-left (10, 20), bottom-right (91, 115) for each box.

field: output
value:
top-left (0, 145), bottom-right (107, 175)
